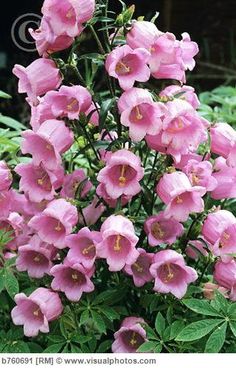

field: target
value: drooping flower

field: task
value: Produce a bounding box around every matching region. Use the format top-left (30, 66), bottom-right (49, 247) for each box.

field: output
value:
top-left (96, 183), bottom-right (132, 208)
top-left (96, 215), bottom-right (139, 272)
top-left (211, 157), bottom-right (236, 199)
top-left (50, 258), bottom-right (94, 301)
top-left (105, 45), bottom-right (150, 90)
top-left (159, 85), bottom-right (200, 109)
top-left (42, 0), bottom-right (95, 37)
top-left (150, 249), bottom-right (198, 299)
top-left (124, 248), bottom-right (153, 287)
top-left (112, 317), bottom-right (147, 353)
top-left (185, 240), bottom-right (208, 260)
top-left (13, 58), bottom-right (62, 105)
top-left (202, 210), bottom-right (236, 245)
top-left (156, 171), bottom-right (206, 222)
top-left (0, 190), bottom-right (13, 218)
top-left (144, 211), bottom-right (184, 246)
top-left (0, 212), bottom-right (28, 251)
top-left (43, 85), bottom-right (92, 120)
top-left (78, 198), bottom-right (106, 226)
top-left (0, 161), bottom-right (12, 191)
top-left (15, 162), bottom-right (64, 203)
top-left (214, 259), bottom-right (236, 301)
top-left (11, 287), bottom-right (63, 337)
top-left (66, 227), bottom-right (101, 269)
top-left (97, 149), bottom-right (144, 199)
top-left (118, 88), bottom-right (165, 141)
top-left (60, 169), bottom-right (92, 199)
top-left (183, 159), bottom-right (217, 192)
top-left (16, 235), bottom-right (57, 278)
top-left (126, 20), bottom-right (162, 50)
top-left (28, 199), bottom-right (78, 248)
top-left (210, 122), bottom-right (236, 167)
top-left (21, 119), bottom-right (74, 170)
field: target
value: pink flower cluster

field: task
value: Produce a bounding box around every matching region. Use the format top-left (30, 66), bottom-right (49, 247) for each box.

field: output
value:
top-left (4, 0), bottom-right (236, 354)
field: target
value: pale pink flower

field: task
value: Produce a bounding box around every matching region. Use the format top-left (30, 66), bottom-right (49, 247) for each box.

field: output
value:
top-left (210, 123), bottom-right (236, 167)
top-left (118, 88), bottom-right (165, 141)
top-left (0, 190), bottom-right (12, 218)
top-left (124, 248), bottom-right (153, 287)
top-left (156, 171), bottom-right (206, 222)
top-left (174, 153), bottom-right (203, 170)
top-left (159, 85), bottom-right (200, 109)
top-left (60, 169), bottom-right (92, 199)
top-left (186, 240), bottom-right (208, 260)
top-left (126, 20), bottom-right (162, 50)
top-left (21, 120), bottom-right (74, 170)
top-left (150, 249), bottom-right (198, 299)
top-left (67, 227), bottom-right (101, 269)
top-left (183, 159), bottom-right (217, 192)
top-left (29, 16), bottom-right (74, 57)
top-left (179, 32), bottom-right (199, 71)
top-left (214, 259), bottom-right (236, 301)
top-left (16, 235), bottom-right (56, 278)
top-left (96, 215), bottom-right (139, 272)
top-left (78, 198), bottom-right (105, 226)
top-left (112, 317), bottom-right (147, 353)
top-left (145, 131), bottom-right (167, 153)
top-left (212, 223), bottom-right (236, 258)
top-left (211, 157), bottom-right (236, 199)
top-left (11, 287), bottom-right (63, 337)
top-left (28, 199), bottom-right (78, 248)
top-left (97, 149), bottom-right (144, 199)
top-left (105, 45), bottom-right (150, 90)
top-left (202, 210), bottom-right (236, 245)
top-left (0, 212), bottom-right (27, 251)
top-left (43, 85), bottom-right (92, 120)
top-left (13, 58), bottom-right (62, 105)
top-left (50, 258), bottom-right (94, 301)
top-left (42, 0), bottom-right (95, 37)
top-left (144, 212), bottom-right (184, 246)
top-left (0, 161), bottom-right (12, 191)
top-left (28, 97), bottom-right (55, 131)
top-left (96, 183), bottom-right (132, 208)
top-left (203, 282), bottom-right (228, 300)
top-left (15, 162), bottom-right (64, 203)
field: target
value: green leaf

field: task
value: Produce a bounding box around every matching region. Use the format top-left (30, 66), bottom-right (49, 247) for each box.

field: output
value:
top-left (227, 303), bottom-right (236, 319)
top-left (205, 322), bottom-right (227, 352)
top-left (92, 288), bottom-right (126, 305)
top-left (6, 341), bottom-right (30, 353)
top-left (0, 114), bottom-right (25, 130)
top-left (80, 310), bottom-right (90, 326)
top-left (144, 325), bottom-right (158, 340)
top-left (4, 270), bottom-right (19, 299)
top-left (183, 299), bottom-right (222, 317)
top-left (137, 341), bottom-right (157, 353)
top-left (0, 90), bottom-right (12, 99)
top-left (70, 344), bottom-right (82, 353)
top-left (170, 320), bottom-right (185, 340)
top-left (48, 335), bottom-right (65, 344)
top-left (155, 312), bottom-right (165, 337)
top-left (99, 306), bottom-right (120, 321)
top-left (96, 340), bottom-right (112, 353)
top-left (91, 311), bottom-right (106, 334)
top-left (176, 319), bottom-right (223, 342)
top-left (229, 321), bottom-right (236, 337)
top-left (98, 98), bottom-right (115, 133)
top-left (0, 269), bottom-right (5, 293)
top-left (43, 343), bottom-right (64, 353)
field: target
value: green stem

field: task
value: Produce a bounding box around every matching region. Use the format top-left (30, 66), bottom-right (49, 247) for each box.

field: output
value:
top-left (79, 122), bottom-right (101, 161)
top-left (89, 24), bottom-right (106, 55)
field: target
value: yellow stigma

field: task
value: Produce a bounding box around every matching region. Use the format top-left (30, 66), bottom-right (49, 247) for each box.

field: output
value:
top-left (176, 196), bottom-right (183, 204)
top-left (133, 262), bottom-right (143, 273)
top-left (192, 174), bottom-right (199, 185)
top-left (177, 118), bottom-right (184, 129)
top-left (67, 98), bottom-right (78, 111)
top-left (223, 232), bottom-right (230, 240)
top-left (37, 179), bottom-right (44, 185)
top-left (135, 106), bottom-right (143, 121)
top-left (150, 46), bottom-right (155, 53)
top-left (164, 263), bottom-right (174, 283)
top-left (55, 221), bottom-right (62, 232)
top-left (46, 144), bottom-right (52, 150)
top-left (114, 234), bottom-right (122, 251)
top-left (82, 244), bottom-right (95, 255)
top-left (115, 61), bottom-right (131, 74)
top-left (71, 273), bottom-right (78, 280)
top-left (33, 308), bottom-right (40, 316)
top-left (33, 255), bottom-right (41, 262)
top-left (151, 222), bottom-right (165, 239)
top-left (119, 165), bottom-right (127, 186)
top-left (66, 9), bottom-right (73, 18)
top-left (130, 332), bottom-right (137, 346)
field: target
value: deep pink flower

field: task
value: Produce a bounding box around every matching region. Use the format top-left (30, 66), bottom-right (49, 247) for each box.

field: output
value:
top-left (186, 240), bottom-right (208, 260)
top-left (0, 161), bottom-right (12, 191)
top-left (156, 171), bottom-right (206, 222)
top-left (15, 162), bottom-right (64, 203)
top-left (202, 210), bottom-right (236, 245)
top-left (105, 45), bottom-right (150, 90)
top-left (42, 0), bottom-right (95, 37)
top-left (96, 215), bottom-right (139, 272)
top-left (16, 235), bottom-right (56, 278)
top-left (145, 131), bottom-right (167, 153)
top-left (183, 159), bottom-right (217, 192)
top-left (96, 183), bottom-right (132, 208)
top-left (159, 85), bottom-right (200, 109)
top-left (50, 258), bottom-right (94, 301)
top-left (43, 85), bottom-right (92, 120)
top-left (124, 248), bottom-right (153, 287)
top-left (118, 88), bottom-right (165, 141)
top-left (210, 123), bottom-right (236, 167)
top-left (28, 199), bottom-right (78, 248)
top-left (211, 157), bottom-right (236, 199)
top-left (97, 149), bottom-right (144, 199)
top-left (214, 259), bottom-right (236, 301)
top-left (112, 317), bottom-right (147, 353)
top-left (212, 223), bottom-right (236, 258)
top-left (66, 227), bottom-right (101, 269)
top-left (60, 169), bottom-right (92, 199)
top-left (29, 16), bottom-right (74, 57)
top-left (150, 249), bottom-right (198, 298)
top-left (21, 120), bottom-right (74, 170)
top-left (11, 288), bottom-right (63, 337)
top-left (144, 212), bottom-right (184, 246)
top-left (13, 58), bottom-right (62, 105)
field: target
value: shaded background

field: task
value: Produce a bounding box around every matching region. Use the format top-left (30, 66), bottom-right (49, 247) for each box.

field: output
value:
top-left (1, 0), bottom-right (236, 119)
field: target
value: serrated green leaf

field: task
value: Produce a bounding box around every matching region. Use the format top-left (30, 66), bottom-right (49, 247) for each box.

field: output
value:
top-left (176, 319), bottom-right (223, 342)
top-left (91, 311), bottom-right (106, 334)
top-left (43, 343), bottom-right (64, 353)
top-left (137, 341), bottom-right (157, 353)
top-left (155, 312), bottom-right (165, 337)
top-left (204, 322), bottom-right (227, 352)
top-left (229, 321), bottom-right (236, 337)
top-left (5, 270), bottom-right (19, 299)
top-left (183, 299), bottom-right (222, 317)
